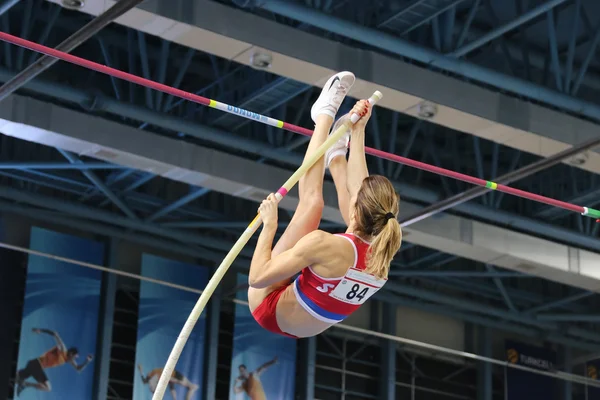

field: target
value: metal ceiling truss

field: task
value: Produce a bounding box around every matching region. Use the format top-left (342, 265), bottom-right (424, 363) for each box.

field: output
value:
top-left (0, 0), bottom-right (599, 352)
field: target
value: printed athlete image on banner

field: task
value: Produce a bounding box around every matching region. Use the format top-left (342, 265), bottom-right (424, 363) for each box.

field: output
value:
top-left (505, 340), bottom-right (557, 400)
top-left (229, 273), bottom-right (296, 400)
top-left (133, 254), bottom-right (208, 400)
top-left (15, 227), bottom-right (104, 400)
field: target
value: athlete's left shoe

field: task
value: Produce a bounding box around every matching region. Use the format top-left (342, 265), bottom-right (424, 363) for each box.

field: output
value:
top-left (311, 71), bottom-right (355, 123)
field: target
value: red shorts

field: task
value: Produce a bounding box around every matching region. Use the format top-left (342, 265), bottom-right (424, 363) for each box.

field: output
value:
top-left (251, 285), bottom-right (298, 339)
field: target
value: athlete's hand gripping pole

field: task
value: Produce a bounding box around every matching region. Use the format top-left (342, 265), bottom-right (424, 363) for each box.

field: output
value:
top-left (152, 90), bottom-right (383, 400)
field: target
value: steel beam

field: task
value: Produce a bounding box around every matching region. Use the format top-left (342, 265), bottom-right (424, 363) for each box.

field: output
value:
top-left (57, 150), bottom-right (138, 220)
top-left (146, 188), bottom-right (211, 223)
top-left (3, 91), bottom-right (600, 291)
top-left (571, 19), bottom-right (600, 95)
top-left (203, 271), bottom-right (220, 400)
top-left (398, 134), bottom-right (600, 226)
top-left (485, 264), bottom-right (517, 312)
top-left (379, 293), bottom-right (600, 352)
top-left (536, 314), bottom-right (600, 322)
top-left (476, 327), bottom-right (492, 400)
top-left (0, 199), bottom-right (250, 269)
top-left (384, 282), bottom-right (599, 343)
top-left (380, 302), bottom-right (396, 400)
top-left (451, 0), bottom-right (569, 58)
top-left (524, 292), bottom-right (595, 314)
top-left (389, 271), bottom-right (527, 278)
top-left (0, 0), bottom-right (145, 102)
top-left (0, 162), bottom-right (126, 170)
top-left (98, 173), bottom-right (155, 207)
top-left (299, 337), bottom-right (317, 400)
top-left (562, 346), bottom-right (573, 400)
top-left (93, 238), bottom-right (117, 400)
top-left (255, 0), bottom-right (600, 120)
top-left (162, 220), bottom-right (342, 229)
top-left (0, 186), bottom-right (254, 258)
top-left (0, 0), bottom-right (19, 16)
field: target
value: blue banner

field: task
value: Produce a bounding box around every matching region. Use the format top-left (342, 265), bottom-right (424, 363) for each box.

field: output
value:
top-left (15, 227), bottom-right (104, 400)
top-left (229, 273), bottom-right (296, 400)
top-left (505, 341), bottom-right (557, 400)
top-left (587, 360), bottom-right (600, 398)
top-left (134, 254), bottom-right (208, 400)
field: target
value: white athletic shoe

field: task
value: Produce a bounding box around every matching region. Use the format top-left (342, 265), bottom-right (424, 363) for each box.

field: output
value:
top-left (325, 114), bottom-right (351, 168)
top-left (310, 71), bottom-right (355, 123)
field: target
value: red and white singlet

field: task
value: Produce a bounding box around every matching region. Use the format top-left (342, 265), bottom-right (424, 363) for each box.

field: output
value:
top-left (292, 233), bottom-right (387, 324)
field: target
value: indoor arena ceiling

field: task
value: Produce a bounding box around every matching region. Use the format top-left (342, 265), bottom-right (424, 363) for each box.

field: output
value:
top-left (0, 0), bottom-right (599, 353)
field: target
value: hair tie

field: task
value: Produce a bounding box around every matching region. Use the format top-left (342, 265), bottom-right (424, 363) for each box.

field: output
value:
top-left (385, 212), bottom-right (395, 221)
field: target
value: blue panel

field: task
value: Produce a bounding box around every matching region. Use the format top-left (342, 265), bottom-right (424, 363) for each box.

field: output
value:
top-left (15, 227), bottom-right (104, 400)
top-left (230, 273), bottom-right (296, 399)
top-left (134, 254), bottom-right (208, 400)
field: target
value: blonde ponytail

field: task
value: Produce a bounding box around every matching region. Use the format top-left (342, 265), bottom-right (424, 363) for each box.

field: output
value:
top-left (366, 217), bottom-right (402, 279)
top-left (353, 175), bottom-right (402, 279)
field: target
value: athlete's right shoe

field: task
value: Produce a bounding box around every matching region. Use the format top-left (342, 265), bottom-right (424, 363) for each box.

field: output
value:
top-left (324, 114), bottom-right (351, 168)
top-left (310, 71), bottom-right (355, 123)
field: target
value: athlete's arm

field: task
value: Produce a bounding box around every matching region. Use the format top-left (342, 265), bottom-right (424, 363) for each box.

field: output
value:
top-left (33, 328), bottom-right (66, 352)
top-left (346, 100), bottom-right (371, 201)
top-left (249, 230), bottom-right (332, 289)
top-left (70, 355), bottom-right (93, 372)
top-left (255, 357), bottom-right (278, 376)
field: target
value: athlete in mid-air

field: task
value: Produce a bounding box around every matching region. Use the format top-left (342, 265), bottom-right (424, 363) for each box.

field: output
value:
top-left (233, 357), bottom-right (278, 400)
top-left (248, 71), bottom-right (402, 338)
top-left (138, 364), bottom-right (199, 400)
top-left (15, 328), bottom-right (93, 396)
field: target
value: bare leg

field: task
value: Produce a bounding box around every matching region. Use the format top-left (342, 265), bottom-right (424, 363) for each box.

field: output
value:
top-left (270, 113), bottom-right (333, 256)
top-left (248, 115), bottom-right (333, 311)
top-left (22, 380), bottom-right (51, 391)
top-left (248, 71), bottom-right (355, 311)
top-left (329, 155), bottom-right (351, 225)
top-left (184, 382), bottom-right (198, 400)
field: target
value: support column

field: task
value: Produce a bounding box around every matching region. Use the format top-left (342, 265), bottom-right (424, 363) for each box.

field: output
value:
top-left (477, 326), bottom-right (492, 400)
top-left (298, 336), bottom-right (316, 399)
top-left (204, 279), bottom-right (221, 399)
top-left (380, 302), bottom-right (397, 400)
top-left (93, 238), bottom-right (118, 400)
top-left (562, 346), bottom-right (573, 400)
top-left (0, 244), bottom-right (23, 400)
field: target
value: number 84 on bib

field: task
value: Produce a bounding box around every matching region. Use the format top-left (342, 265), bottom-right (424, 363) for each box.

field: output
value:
top-left (329, 268), bottom-right (386, 305)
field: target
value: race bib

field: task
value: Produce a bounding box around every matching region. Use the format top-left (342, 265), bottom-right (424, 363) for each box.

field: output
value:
top-left (329, 268), bottom-right (386, 305)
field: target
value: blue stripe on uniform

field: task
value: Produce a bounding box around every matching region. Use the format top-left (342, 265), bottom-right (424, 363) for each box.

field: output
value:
top-left (294, 279), bottom-right (347, 322)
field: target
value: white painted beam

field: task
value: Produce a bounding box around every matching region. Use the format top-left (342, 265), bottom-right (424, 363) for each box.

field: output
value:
top-left (44, 0), bottom-right (600, 175)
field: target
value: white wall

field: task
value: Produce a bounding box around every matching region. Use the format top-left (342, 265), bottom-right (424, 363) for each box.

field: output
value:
top-left (396, 306), bottom-right (466, 351)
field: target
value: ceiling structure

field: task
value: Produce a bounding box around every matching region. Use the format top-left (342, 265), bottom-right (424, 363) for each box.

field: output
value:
top-left (0, 0), bottom-right (600, 355)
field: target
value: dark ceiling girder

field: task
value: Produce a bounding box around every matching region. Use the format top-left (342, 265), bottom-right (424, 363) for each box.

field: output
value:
top-left (1, 70), bottom-right (599, 254)
top-left (400, 135), bottom-right (600, 226)
top-left (0, 0), bottom-right (145, 102)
